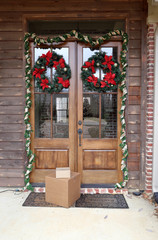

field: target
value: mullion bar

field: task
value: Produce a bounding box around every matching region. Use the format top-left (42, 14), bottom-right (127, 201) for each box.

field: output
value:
top-left (99, 93), bottom-right (101, 138)
top-left (50, 46), bottom-right (53, 138)
top-left (34, 91), bottom-right (117, 95)
top-left (99, 62), bottom-right (101, 139)
top-left (51, 94), bottom-right (53, 138)
top-left (34, 92), bottom-right (68, 94)
top-left (83, 92), bottom-right (117, 95)
top-left (50, 46), bottom-right (53, 85)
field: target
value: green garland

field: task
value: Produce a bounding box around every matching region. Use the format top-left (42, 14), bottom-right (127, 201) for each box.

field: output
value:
top-left (81, 51), bottom-right (121, 92)
top-left (24, 30), bottom-right (128, 191)
top-left (33, 50), bottom-right (71, 93)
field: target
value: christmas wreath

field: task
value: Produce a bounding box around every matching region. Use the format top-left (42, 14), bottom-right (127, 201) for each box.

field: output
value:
top-left (81, 52), bottom-right (121, 92)
top-left (33, 50), bottom-right (71, 93)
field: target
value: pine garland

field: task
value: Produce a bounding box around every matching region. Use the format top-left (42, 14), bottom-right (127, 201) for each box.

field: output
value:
top-left (24, 30), bottom-right (128, 191)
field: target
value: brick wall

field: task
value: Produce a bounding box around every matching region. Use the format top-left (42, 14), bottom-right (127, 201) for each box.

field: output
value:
top-left (145, 24), bottom-right (155, 193)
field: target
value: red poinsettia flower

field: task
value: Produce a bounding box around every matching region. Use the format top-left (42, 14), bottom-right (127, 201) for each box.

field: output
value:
top-left (102, 55), bottom-right (114, 71)
top-left (40, 51), bottom-right (52, 65)
top-left (100, 81), bottom-right (109, 88)
top-left (53, 61), bottom-right (59, 69)
top-left (57, 77), bottom-right (64, 84)
top-left (86, 75), bottom-right (98, 86)
top-left (57, 77), bottom-right (70, 88)
top-left (33, 68), bottom-right (45, 79)
top-left (103, 72), bottom-right (116, 85)
top-left (53, 58), bottom-right (65, 69)
top-left (40, 78), bottom-right (49, 90)
top-left (62, 80), bottom-right (70, 88)
top-left (58, 58), bottom-right (65, 68)
top-left (82, 59), bottom-right (95, 73)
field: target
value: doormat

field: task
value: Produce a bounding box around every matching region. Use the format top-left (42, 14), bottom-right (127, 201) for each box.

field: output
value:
top-left (22, 192), bottom-right (128, 208)
top-left (75, 194), bottom-right (128, 208)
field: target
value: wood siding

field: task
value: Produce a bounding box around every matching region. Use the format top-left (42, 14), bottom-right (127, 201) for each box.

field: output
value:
top-left (0, 0), bottom-right (147, 189)
top-left (0, 12), bottom-right (25, 186)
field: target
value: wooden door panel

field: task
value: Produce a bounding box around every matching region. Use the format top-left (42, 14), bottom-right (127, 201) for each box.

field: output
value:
top-left (34, 138), bottom-right (69, 148)
top-left (82, 170), bottom-right (118, 184)
top-left (83, 150), bottom-right (116, 170)
top-left (35, 149), bottom-right (69, 169)
top-left (82, 139), bottom-right (118, 149)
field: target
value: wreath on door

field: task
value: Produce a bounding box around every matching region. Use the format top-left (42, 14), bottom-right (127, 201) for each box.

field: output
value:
top-left (33, 50), bottom-right (71, 93)
top-left (81, 52), bottom-right (121, 92)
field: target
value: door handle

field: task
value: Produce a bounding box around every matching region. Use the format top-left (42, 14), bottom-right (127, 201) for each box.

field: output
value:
top-left (78, 128), bottom-right (83, 146)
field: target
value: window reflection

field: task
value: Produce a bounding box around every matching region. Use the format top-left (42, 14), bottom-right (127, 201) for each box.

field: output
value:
top-left (83, 94), bottom-right (99, 138)
top-left (35, 94), bottom-right (51, 138)
top-left (101, 94), bottom-right (117, 138)
top-left (53, 94), bottom-right (69, 138)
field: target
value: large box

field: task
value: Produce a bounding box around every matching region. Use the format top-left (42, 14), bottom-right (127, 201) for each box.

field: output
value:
top-left (45, 171), bottom-right (81, 208)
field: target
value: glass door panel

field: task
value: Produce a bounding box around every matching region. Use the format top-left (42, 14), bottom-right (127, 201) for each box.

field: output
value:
top-left (52, 48), bottom-right (69, 93)
top-left (34, 46), bottom-right (70, 139)
top-left (82, 46), bottom-right (118, 139)
top-left (83, 48), bottom-right (99, 92)
top-left (53, 93), bottom-right (69, 138)
top-left (34, 48), bottom-right (51, 92)
top-left (101, 94), bottom-right (117, 138)
top-left (35, 94), bottom-right (51, 138)
top-left (83, 94), bottom-right (99, 138)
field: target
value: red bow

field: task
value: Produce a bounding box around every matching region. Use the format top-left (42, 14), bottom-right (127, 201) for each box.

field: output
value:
top-left (102, 55), bottom-right (114, 71)
top-left (40, 79), bottom-right (49, 90)
top-left (83, 59), bottom-right (95, 73)
top-left (33, 68), bottom-right (45, 79)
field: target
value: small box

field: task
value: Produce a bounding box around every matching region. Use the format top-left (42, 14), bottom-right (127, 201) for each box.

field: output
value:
top-left (45, 171), bottom-right (81, 208)
top-left (56, 167), bottom-right (71, 178)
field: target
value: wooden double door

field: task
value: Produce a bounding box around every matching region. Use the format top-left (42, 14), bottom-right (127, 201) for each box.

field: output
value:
top-left (30, 41), bottom-right (123, 184)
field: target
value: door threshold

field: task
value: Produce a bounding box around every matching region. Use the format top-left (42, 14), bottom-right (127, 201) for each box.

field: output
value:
top-left (30, 183), bottom-right (128, 195)
top-left (31, 183), bottom-right (115, 188)
top-left (81, 184), bottom-right (115, 188)
top-left (31, 183), bottom-right (45, 187)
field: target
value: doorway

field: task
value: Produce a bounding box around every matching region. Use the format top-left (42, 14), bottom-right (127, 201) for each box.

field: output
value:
top-left (30, 40), bottom-right (123, 184)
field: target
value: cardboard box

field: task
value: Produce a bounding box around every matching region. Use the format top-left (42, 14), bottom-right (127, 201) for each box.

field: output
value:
top-left (45, 171), bottom-right (81, 208)
top-left (56, 167), bottom-right (71, 178)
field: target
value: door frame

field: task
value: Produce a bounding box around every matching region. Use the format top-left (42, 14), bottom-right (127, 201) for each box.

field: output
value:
top-left (29, 39), bottom-right (123, 184)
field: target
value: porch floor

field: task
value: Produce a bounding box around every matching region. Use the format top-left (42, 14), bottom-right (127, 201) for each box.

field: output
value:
top-left (0, 187), bottom-right (158, 240)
